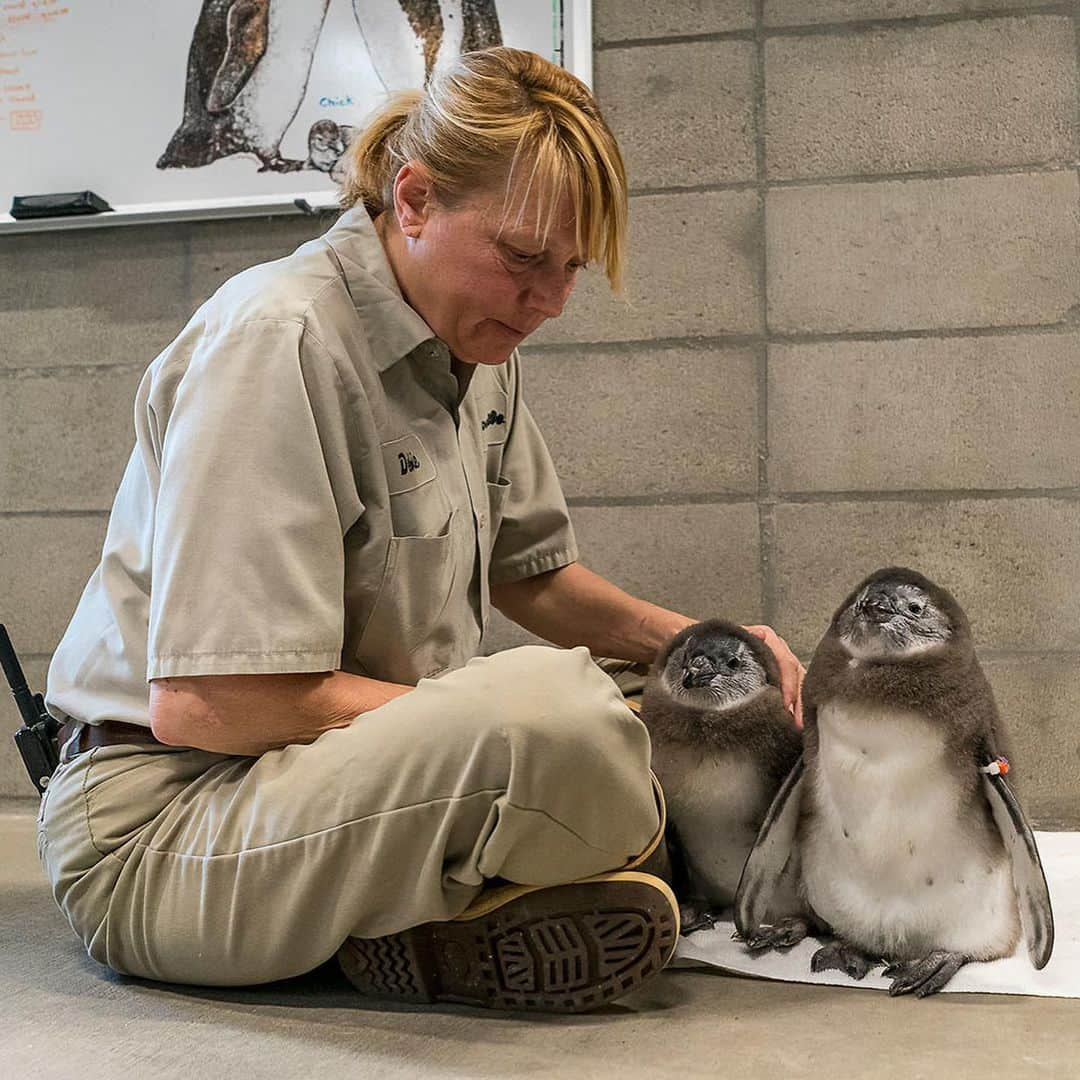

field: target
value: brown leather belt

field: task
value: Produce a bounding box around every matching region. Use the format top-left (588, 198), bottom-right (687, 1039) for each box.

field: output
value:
top-left (58, 719), bottom-right (165, 763)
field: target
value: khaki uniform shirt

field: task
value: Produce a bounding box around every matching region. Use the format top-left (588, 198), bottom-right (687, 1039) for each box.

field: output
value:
top-left (46, 208), bottom-right (578, 729)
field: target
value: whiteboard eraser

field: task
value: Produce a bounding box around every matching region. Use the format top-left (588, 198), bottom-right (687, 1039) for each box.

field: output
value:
top-left (10, 191), bottom-right (113, 219)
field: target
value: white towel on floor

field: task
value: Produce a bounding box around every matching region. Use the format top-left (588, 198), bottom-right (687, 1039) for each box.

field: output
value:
top-left (672, 831), bottom-right (1079, 998)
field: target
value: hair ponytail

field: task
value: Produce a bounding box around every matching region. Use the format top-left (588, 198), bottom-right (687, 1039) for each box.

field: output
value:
top-left (339, 89), bottom-right (424, 217)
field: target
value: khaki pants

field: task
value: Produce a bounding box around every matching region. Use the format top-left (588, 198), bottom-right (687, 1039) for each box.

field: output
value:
top-left (36, 646), bottom-right (658, 987)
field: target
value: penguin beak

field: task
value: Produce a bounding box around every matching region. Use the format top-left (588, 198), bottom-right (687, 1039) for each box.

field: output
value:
top-left (865, 601), bottom-right (895, 624)
top-left (682, 665), bottom-right (716, 689)
top-left (856, 589), bottom-right (896, 625)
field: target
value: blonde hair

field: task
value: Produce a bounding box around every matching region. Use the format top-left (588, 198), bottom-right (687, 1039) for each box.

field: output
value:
top-left (339, 47), bottom-right (629, 290)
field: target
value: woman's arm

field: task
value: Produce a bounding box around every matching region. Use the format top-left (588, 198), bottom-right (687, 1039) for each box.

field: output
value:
top-left (149, 670), bottom-right (412, 756)
top-left (491, 561), bottom-right (805, 725)
top-left (491, 562), bottom-right (694, 664)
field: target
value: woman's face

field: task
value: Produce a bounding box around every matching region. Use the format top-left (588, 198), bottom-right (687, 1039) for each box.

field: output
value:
top-left (386, 164), bottom-right (588, 365)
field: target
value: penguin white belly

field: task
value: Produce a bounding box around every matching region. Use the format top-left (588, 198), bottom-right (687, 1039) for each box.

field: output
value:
top-left (352, 0), bottom-right (428, 89)
top-left (353, 0), bottom-right (465, 89)
top-left (432, 1), bottom-right (466, 75)
top-left (653, 744), bottom-right (771, 908)
top-left (801, 703), bottom-right (1020, 961)
top-left (233, 1), bottom-right (331, 153)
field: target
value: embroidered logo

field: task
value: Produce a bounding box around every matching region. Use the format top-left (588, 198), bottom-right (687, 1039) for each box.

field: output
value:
top-left (398, 451), bottom-right (421, 475)
top-left (481, 410), bottom-right (506, 431)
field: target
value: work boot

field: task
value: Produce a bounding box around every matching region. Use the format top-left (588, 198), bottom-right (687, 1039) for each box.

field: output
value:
top-left (337, 773), bottom-right (679, 1013)
top-left (338, 871), bottom-right (679, 1013)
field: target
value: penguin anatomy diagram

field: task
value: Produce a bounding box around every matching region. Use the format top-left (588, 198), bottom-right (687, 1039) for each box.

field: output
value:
top-left (158, 0), bottom-right (503, 177)
top-left (0, 1), bottom-right (572, 225)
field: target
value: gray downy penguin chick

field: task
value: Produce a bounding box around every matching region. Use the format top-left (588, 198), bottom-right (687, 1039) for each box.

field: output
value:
top-left (735, 567), bottom-right (1054, 997)
top-left (641, 620), bottom-right (802, 932)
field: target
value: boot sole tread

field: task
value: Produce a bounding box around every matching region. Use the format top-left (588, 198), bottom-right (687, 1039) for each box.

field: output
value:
top-left (338, 876), bottom-right (678, 1013)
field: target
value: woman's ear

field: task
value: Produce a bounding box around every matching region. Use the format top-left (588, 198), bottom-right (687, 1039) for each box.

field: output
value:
top-left (393, 161), bottom-right (435, 238)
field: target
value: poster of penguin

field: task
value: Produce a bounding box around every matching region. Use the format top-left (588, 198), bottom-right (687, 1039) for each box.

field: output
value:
top-left (0, 1), bottom-right (586, 227)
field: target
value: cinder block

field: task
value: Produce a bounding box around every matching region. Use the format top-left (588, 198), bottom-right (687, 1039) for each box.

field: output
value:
top-left (0, 516), bottom-right (108, 653)
top-left (532, 191), bottom-right (762, 344)
top-left (767, 171), bottom-right (1080, 334)
top-left (595, 0), bottom-right (755, 40)
top-left (764, 0), bottom-right (1058, 26)
top-left (0, 224), bottom-right (190, 370)
top-left (486, 502), bottom-right (763, 647)
top-left (186, 213), bottom-right (333, 309)
top-left (767, 331), bottom-right (1080, 493)
top-left (571, 502), bottom-right (763, 624)
top-left (595, 40), bottom-right (756, 189)
top-left (0, 307), bottom-right (183, 374)
top-left (0, 656), bottom-right (51, 799)
top-left (522, 344), bottom-right (758, 498)
top-left (773, 499), bottom-right (1080, 655)
top-left (983, 658), bottom-right (1080, 828)
top-left (766, 18), bottom-right (1078, 180)
top-left (0, 369), bottom-right (143, 512)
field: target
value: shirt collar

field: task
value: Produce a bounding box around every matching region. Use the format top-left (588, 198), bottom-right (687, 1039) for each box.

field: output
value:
top-left (322, 206), bottom-right (438, 373)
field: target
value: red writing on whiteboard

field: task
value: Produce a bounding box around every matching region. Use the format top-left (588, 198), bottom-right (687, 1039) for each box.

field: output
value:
top-left (10, 107), bottom-right (39, 129)
top-left (6, 4), bottom-right (67, 22)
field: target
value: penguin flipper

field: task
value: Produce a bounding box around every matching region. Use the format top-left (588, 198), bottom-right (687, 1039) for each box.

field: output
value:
top-left (664, 818), bottom-right (694, 904)
top-left (733, 755), bottom-right (805, 939)
top-left (206, 0), bottom-right (271, 113)
top-left (981, 769), bottom-right (1055, 969)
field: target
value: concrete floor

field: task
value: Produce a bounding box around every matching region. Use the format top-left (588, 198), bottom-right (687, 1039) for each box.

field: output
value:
top-left (3, 803), bottom-right (1078, 1080)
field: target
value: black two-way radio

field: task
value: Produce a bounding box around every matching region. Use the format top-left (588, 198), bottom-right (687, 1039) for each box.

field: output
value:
top-left (1, 623), bottom-right (61, 795)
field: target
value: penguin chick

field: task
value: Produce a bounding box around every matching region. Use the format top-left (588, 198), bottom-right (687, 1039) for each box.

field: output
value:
top-left (306, 119), bottom-right (349, 174)
top-left (735, 566), bottom-right (1054, 997)
top-left (641, 620), bottom-right (802, 932)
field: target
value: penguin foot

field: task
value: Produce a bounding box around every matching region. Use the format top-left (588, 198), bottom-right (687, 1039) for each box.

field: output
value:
top-left (810, 939), bottom-right (879, 981)
top-left (257, 155), bottom-right (307, 173)
top-left (745, 916), bottom-right (811, 952)
top-left (884, 951), bottom-right (969, 997)
top-left (679, 902), bottom-right (717, 935)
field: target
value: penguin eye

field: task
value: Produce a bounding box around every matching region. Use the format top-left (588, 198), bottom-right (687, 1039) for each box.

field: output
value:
top-left (908, 602), bottom-right (924, 616)
top-left (726, 657), bottom-right (741, 671)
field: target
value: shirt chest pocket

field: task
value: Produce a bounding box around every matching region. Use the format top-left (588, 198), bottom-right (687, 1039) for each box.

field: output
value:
top-left (485, 476), bottom-right (513, 541)
top-left (354, 509), bottom-right (459, 683)
top-left (380, 433), bottom-right (452, 538)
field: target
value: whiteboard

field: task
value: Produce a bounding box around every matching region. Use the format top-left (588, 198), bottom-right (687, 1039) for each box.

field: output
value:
top-left (0, 0), bottom-right (591, 234)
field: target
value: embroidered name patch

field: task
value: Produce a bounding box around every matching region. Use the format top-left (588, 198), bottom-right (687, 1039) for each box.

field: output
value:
top-left (381, 434), bottom-right (438, 495)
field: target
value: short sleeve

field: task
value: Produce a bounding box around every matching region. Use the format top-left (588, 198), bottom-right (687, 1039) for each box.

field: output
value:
top-left (488, 358), bottom-right (578, 585)
top-left (146, 319), bottom-right (363, 679)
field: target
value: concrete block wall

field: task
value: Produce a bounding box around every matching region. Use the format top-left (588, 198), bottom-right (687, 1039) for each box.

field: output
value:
top-left (493, 0), bottom-right (1080, 827)
top-left (2, 1), bottom-right (1079, 826)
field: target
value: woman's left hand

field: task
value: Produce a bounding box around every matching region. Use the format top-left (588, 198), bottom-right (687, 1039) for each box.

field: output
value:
top-left (741, 624), bottom-right (805, 730)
